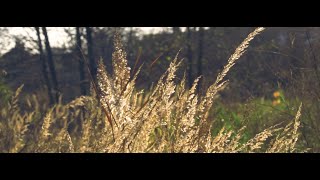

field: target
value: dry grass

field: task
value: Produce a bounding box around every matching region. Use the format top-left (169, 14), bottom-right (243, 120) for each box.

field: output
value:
top-left (0, 27), bottom-right (305, 153)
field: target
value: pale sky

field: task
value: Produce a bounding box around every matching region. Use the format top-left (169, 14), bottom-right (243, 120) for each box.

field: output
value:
top-left (9, 27), bottom-right (165, 46)
top-left (1, 27), bottom-right (167, 54)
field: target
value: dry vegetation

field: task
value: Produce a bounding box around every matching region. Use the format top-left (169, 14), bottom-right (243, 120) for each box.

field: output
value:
top-left (0, 27), bottom-right (305, 153)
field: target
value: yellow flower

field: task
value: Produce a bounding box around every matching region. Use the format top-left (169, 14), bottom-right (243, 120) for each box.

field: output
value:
top-left (272, 99), bottom-right (281, 106)
top-left (273, 91), bottom-right (281, 98)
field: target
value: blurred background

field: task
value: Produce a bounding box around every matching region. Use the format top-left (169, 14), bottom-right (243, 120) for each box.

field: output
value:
top-left (1, 27), bottom-right (318, 102)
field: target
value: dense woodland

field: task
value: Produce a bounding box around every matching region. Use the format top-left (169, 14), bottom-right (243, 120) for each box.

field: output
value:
top-left (0, 27), bottom-right (319, 152)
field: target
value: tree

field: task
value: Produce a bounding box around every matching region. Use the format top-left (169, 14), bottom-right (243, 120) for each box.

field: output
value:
top-left (35, 27), bottom-right (54, 105)
top-left (85, 27), bottom-right (97, 83)
top-left (42, 27), bottom-right (60, 103)
top-left (186, 27), bottom-right (193, 89)
top-left (172, 27), bottom-right (181, 34)
top-left (127, 27), bottom-right (134, 61)
top-left (76, 27), bottom-right (87, 95)
top-left (197, 27), bottom-right (204, 92)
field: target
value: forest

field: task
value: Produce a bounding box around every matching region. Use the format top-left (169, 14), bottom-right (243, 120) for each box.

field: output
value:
top-left (0, 27), bottom-right (318, 152)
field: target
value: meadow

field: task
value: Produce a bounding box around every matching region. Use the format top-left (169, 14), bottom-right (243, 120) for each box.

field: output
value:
top-left (0, 27), bottom-right (306, 153)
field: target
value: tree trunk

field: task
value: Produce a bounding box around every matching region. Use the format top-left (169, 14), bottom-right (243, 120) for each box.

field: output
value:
top-left (85, 27), bottom-right (97, 83)
top-left (35, 27), bottom-right (54, 105)
top-left (76, 27), bottom-right (87, 95)
top-left (42, 27), bottom-right (59, 103)
top-left (197, 27), bottom-right (204, 93)
top-left (187, 27), bottom-right (193, 89)
top-left (172, 27), bottom-right (181, 34)
top-left (127, 27), bottom-right (134, 62)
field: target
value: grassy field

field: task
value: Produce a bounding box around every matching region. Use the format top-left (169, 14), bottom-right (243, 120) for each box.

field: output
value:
top-left (0, 27), bottom-right (306, 153)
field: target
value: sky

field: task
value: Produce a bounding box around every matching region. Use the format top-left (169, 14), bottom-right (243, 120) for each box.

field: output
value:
top-left (1, 27), bottom-right (167, 54)
top-left (9, 27), bottom-right (164, 46)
